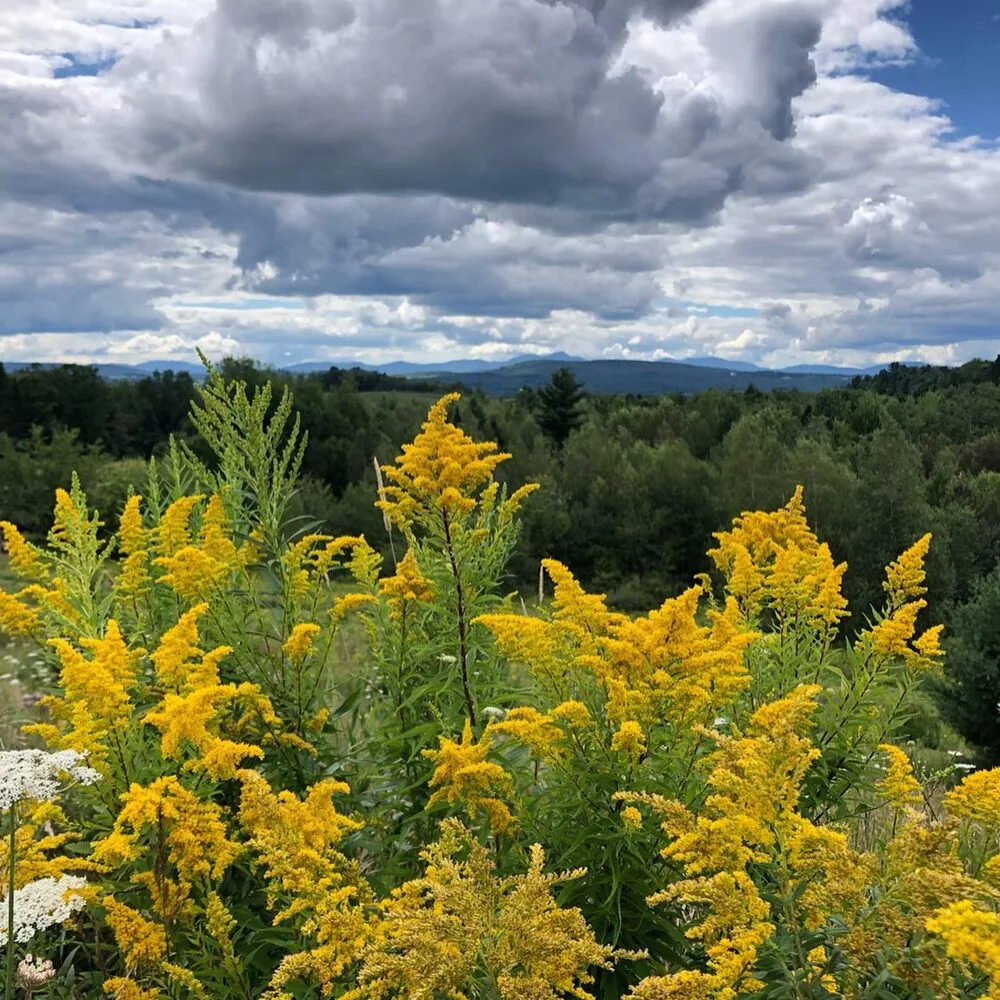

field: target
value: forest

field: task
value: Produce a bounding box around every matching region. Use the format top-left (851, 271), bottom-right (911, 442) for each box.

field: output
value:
top-left (1, 360), bottom-right (1000, 998)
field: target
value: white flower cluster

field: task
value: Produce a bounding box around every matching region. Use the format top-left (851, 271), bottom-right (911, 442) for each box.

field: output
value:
top-left (0, 749), bottom-right (100, 811)
top-left (0, 875), bottom-right (88, 945)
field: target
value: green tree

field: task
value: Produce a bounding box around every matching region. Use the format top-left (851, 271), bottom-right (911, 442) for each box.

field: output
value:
top-left (936, 565), bottom-right (1000, 763)
top-left (536, 367), bottom-right (585, 448)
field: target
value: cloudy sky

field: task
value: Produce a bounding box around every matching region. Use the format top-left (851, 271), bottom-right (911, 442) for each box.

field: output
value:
top-left (1, 0), bottom-right (998, 369)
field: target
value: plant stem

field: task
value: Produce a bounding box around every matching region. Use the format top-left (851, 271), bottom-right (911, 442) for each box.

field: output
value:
top-left (6, 805), bottom-right (17, 1000)
top-left (441, 510), bottom-right (476, 728)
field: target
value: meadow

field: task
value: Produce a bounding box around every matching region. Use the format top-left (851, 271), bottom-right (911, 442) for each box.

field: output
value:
top-left (0, 365), bottom-right (998, 1000)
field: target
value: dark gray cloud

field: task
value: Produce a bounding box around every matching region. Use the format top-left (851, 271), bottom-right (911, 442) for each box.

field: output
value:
top-left (116, 0), bottom-right (822, 223)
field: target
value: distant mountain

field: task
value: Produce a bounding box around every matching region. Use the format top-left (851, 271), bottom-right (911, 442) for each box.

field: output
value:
top-left (681, 356), bottom-right (763, 372)
top-left (445, 359), bottom-right (855, 396)
top-left (135, 360), bottom-right (207, 377)
top-left (779, 364), bottom-right (865, 375)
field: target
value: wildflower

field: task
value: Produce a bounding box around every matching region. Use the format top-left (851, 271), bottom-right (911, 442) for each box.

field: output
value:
top-left (156, 495), bottom-right (204, 556)
top-left (379, 549), bottom-right (434, 616)
top-left (884, 534), bottom-right (932, 608)
top-left (611, 721), bottom-right (646, 761)
top-left (0, 749), bottom-right (99, 811)
top-left (17, 953), bottom-right (56, 991)
top-left (0, 521), bottom-right (49, 582)
top-left (103, 897), bottom-right (167, 969)
top-left (237, 770), bottom-right (371, 997)
top-left (551, 700), bottom-right (592, 728)
top-left (0, 591), bottom-right (42, 638)
top-left (353, 820), bottom-right (622, 1000)
top-left (283, 623), bottom-right (322, 664)
top-left (103, 979), bottom-right (160, 1000)
top-left (944, 767), bottom-right (1000, 827)
top-left (377, 393), bottom-right (513, 526)
top-left (491, 706), bottom-right (565, 761)
top-left (622, 806), bottom-right (643, 829)
top-left (878, 745), bottom-right (922, 810)
top-left (115, 495), bottom-right (150, 600)
top-left (926, 900), bottom-right (1000, 989)
top-left (0, 875), bottom-right (88, 945)
top-left (423, 720), bottom-right (515, 834)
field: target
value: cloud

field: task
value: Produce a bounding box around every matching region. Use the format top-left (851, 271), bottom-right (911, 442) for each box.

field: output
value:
top-left (114, 0), bottom-right (822, 220)
top-left (0, 0), bottom-right (998, 369)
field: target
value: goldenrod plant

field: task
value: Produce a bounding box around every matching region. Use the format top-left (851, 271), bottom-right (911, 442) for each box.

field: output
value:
top-left (1, 367), bottom-right (999, 999)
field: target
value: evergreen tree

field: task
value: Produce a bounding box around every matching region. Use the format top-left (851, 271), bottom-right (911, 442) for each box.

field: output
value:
top-left (536, 367), bottom-right (584, 448)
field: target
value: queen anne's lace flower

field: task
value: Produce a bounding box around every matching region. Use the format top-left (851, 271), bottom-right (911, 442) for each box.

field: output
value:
top-left (0, 749), bottom-right (99, 810)
top-left (0, 875), bottom-right (88, 944)
top-left (17, 953), bottom-right (56, 989)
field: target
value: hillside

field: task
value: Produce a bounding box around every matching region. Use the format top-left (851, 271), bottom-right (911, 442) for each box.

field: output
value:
top-left (443, 358), bottom-right (855, 395)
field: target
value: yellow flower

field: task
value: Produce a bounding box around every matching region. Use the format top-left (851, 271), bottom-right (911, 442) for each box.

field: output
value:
top-left (104, 978), bottom-right (161, 1000)
top-left (0, 520), bottom-right (49, 581)
top-left (945, 767), bottom-right (1000, 827)
top-left (237, 770), bottom-right (371, 996)
top-left (377, 393), bottom-right (514, 526)
top-left (490, 707), bottom-right (565, 761)
top-left (0, 590), bottom-right (42, 637)
top-left (878, 745), bottom-right (922, 810)
top-left (156, 495), bottom-right (204, 556)
top-left (103, 898), bottom-right (167, 970)
top-left (114, 495), bottom-right (151, 601)
top-left (331, 592), bottom-right (377, 621)
top-left (379, 549), bottom-right (434, 616)
top-left (884, 533), bottom-right (932, 608)
top-left (611, 721), bottom-right (646, 761)
top-left (283, 622), bottom-right (322, 663)
top-left (926, 900), bottom-right (1000, 989)
top-left (551, 700), bottom-right (592, 728)
top-left (622, 806), bottom-right (643, 829)
top-left (93, 777), bottom-right (240, 885)
top-left (354, 820), bottom-right (620, 1000)
top-left (423, 720), bottom-right (515, 834)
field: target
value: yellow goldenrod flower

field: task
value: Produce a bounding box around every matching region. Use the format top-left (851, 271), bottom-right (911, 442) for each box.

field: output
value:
top-left (551, 700), bottom-right (592, 728)
top-left (156, 495), bottom-right (204, 557)
top-left (878, 745), bottom-right (922, 810)
top-left (353, 820), bottom-right (621, 1000)
top-left (611, 721), bottom-right (646, 761)
top-left (102, 898), bottom-right (167, 970)
top-left (0, 590), bottom-right (42, 638)
top-left (926, 900), bottom-right (1000, 990)
top-left (379, 549), bottom-right (434, 617)
top-left (283, 622), bottom-right (322, 663)
top-left (622, 806), bottom-right (643, 829)
top-left (884, 533), bottom-right (932, 608)
top-left (944, 767), bottom-right (1000, 827)
top-left (423, 720), bottom-right (515, 834)
top-left (377, 393), bottom-right (513, 526)
top-left (0, 520), bottom-right (50, 581)
top-left (103, 978), bottom-right (161, 1000)
top-left (490, 707), bottom-right (564, 761)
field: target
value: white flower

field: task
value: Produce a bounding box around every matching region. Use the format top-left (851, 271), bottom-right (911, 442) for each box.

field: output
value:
top-left (481, 706), bottom-right (506, 720)
top-left (954, 763), bottom-right (977, 772)
top-left (0, 876), bottom-right (88, 945)
top-left (17, 953), bottom-right (56, 989)
top-left (0, 749), bottom-right (100, 811)
top-left (437, 654), bottom-right (457, 665)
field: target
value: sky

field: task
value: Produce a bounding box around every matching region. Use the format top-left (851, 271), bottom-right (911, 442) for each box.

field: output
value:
top-left (0, 0), bottom-right (997, 370)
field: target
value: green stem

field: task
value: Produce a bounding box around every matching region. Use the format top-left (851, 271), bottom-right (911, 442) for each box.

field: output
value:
top-left (7, 805), bottom-right (17, 1000)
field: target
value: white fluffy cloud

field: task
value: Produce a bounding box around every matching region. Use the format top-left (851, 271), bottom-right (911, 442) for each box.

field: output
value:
top-left (0, 0), bottom-right (997, 368)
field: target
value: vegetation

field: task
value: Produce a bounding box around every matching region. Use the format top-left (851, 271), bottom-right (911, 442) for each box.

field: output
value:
top-left (0, 366), bottom-right (999, 998)
top-left (3, 356), bottom-right (1000, 758)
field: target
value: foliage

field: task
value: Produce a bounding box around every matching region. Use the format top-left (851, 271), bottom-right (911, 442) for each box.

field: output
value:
top-left (535, 368), bottom-right (585, 449)
top-left (2, 372), bottom-right (1000, 999)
